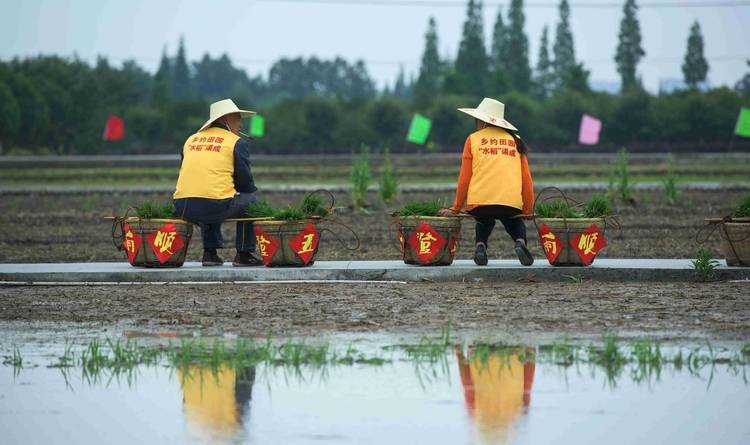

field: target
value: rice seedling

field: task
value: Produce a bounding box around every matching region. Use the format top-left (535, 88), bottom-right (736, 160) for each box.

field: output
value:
top-left (733, 195), bottom-right (750, 218)
top-left (583, 195), bottom-right (613, 218)
top-left (661, 154), bottom-right (678, 206)
top-left (535, 200), bottom-right (581, 219)
top-left (616, 148), bottom-right (635, 203)
top-left (134, 201), bottom-right (175, 219)
top-left (379, 147), bottom-right (398, 204)
top-left (350, 145), bottom-right (371, 211)
top-left (245, 200), bottom-right (276, 218)
top-left (272, 206), bottom-right (306, 221)
top-left (398, 199), bottom-right (445, 217)
top-left (692, 249), bottom-right (720, 282)
top-left (300, 194), bottom-right (329, 218)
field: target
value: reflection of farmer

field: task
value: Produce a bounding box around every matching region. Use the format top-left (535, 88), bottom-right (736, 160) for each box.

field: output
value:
top-left (455, 347), bottom-right (535, 445)
top-left (179, 364), bottom-right (255, 443)
top-left (173, 99), bottom-right (263, 267)
top-left (438, 98), bottom-right (535, 266)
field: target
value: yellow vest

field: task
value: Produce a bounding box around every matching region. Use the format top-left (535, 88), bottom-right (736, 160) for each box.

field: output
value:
top-left (173, 127), bottom-right (239, 200)
top-left (466, 127), bottom-right (523, 210)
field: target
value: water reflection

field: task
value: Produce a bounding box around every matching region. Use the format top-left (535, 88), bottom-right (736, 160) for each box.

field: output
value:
top-left (178, 365), bottom-right (255, 445)
top-left (456, 346), bottom-right (535, 445)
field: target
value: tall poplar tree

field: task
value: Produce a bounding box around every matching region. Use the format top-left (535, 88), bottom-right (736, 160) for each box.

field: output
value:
top-left (681, 21), bottom-right (709, 90)
top-left (152, 47), bottom-right (171, 106)
top-left (490, 7), bottom-right (510, 94)
top-left (505, 0), bottom-right (532, 93)
top-left (171, 37), bottom-right (192, 99)
top-left (453, 0), bottom-right (489, 96)
top-left (553, 0), bottom-right (576, 90)
top-left (534, 26), bottom-right (554, 98)
top-left (414, 17), bottom-right (443, 106)
top-left (615, 0), bottom-right (645, 91)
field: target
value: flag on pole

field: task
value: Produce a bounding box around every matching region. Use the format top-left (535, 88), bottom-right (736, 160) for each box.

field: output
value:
top-left (734, 107), bottom-right (750, 138)
top-left (103, 115), bottom-right (125, 141)
top-left (406, 114), bottom-right (432, 145)
top-left (578, 114), bottom-right (602, 145)
top-left (250, 115), bottom-right (265, 138)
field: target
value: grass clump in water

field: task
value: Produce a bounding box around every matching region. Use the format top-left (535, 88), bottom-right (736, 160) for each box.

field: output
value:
top-left (134, 201), bottom-right (175, 219)
top-left (398, 199), bottom-right (444, 217)
top-left (733, 196), bottom-right (750, 218)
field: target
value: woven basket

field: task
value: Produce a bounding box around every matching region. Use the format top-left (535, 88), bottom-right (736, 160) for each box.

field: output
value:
top-left (396, 216), bottom-right (462, 266)
top-left (719, 222), bottom-right (750, 267)
top-left (535, 218), bottom-right (606, 266)
top-left (254, 220), bottom-right (320, 267)
top-left (119, 217), bottom-right (193, 268)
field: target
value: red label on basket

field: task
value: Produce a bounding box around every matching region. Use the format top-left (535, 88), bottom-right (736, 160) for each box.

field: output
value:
top-left (570, 224), bottom-right (607, 266)
top-left (146, 223), bottom-right (184, 264)
top-left (407, 223), bottom-right (446, 265)
top-left (122, 223), bottom-right (142, 264)
top-left (289, 223), bottom-right (320, 265)
top-left (254, 227), bottom-right (280, 266)
top-left (537, 223), bottom-right (562, 264)
top-left (397, 228), bottom-right (406, 256)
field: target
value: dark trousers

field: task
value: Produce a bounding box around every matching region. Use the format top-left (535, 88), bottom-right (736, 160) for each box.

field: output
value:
top-left (173, 193), bottom-right (257, 252)
top-left (468, 205), bottom-right (526, 246)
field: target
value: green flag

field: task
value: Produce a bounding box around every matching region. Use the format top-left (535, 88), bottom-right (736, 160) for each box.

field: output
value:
top-left (735, 107), bottom-right (750, 138)
top-left (250, 115), bottom-right (265, 138)
top-left (406, 114), bottom-right (432, 145)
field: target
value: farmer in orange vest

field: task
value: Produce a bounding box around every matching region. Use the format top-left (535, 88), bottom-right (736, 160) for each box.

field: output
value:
top-left (173, 99), bottom-right (263, 267)
top-left (438, 98), bottom-right (535, 266)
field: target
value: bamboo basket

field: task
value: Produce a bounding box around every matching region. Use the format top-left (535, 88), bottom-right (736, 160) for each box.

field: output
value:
top-left (396, 216), bottom-right (462, 266)
top-left (254, 219), bottom-right (321, 267)
top-left (535, 218), bottom-right (606, 266)
top-left (718, 222), bottom-right (750, 266)
top-left (116, 217), bottom-right (193, 268)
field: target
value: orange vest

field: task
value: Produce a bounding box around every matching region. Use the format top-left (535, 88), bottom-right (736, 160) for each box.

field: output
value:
top-left (466, 127), bottom-right (523, 210)
top-left (173, 127), bottom-right (239, 200)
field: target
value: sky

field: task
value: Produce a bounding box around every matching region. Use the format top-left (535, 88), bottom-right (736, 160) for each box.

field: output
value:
top-left (2, 0), bottom-right (749, 94)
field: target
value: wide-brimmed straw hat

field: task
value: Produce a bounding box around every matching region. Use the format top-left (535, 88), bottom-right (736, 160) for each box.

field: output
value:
top-left (457, 97), bottom-right (517, 131)
top-left (197, 99), bottom-right (255, 132)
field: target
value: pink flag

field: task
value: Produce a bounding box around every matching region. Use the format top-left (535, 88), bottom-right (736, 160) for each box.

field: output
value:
top-left (578, 114), bottom-right (602, 145)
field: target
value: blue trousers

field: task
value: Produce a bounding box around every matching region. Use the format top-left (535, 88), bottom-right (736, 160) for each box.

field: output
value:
top-left (173, 193), bottom-right (257, 252)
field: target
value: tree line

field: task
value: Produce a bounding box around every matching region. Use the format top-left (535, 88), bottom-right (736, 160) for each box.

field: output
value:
top-left (0, 0), bottom-right (749, 155)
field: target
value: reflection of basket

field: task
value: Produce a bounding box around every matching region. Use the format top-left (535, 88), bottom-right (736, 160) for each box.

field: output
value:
top-left (536, 218), bottom-right (605, 266)
top-left (254, 220), bottom-right (321, 267)
top-left (396, 216), bottom-right (461, 266)
top-left (719, 222), bottom-right (750, 266)
top-left (114, 217), bottom-right (193, 268)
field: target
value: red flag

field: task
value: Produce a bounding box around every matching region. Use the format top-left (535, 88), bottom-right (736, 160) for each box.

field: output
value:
top-left (103, 115), bottom-right (125, 141)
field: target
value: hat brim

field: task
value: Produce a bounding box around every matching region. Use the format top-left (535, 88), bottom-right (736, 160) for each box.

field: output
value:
top-left (457, 108), bottom-right (518, 132)
top-left (197, 109), bottom-right (256, 133)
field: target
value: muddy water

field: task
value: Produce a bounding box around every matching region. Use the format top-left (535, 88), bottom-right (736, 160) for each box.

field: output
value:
top-left (1, 333), bottom-right (748, 445)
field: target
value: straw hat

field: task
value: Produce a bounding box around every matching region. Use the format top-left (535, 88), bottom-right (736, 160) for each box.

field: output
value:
top-left (457, 97), bottom-right (517, 131)
top-left (197, 99), bottom-right (255, 132)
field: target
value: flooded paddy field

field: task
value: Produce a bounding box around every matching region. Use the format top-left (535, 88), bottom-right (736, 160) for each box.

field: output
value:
top-left (1, 326), bottom-right (748, 445)
top-left (1, 189), bottom-right (747, 263)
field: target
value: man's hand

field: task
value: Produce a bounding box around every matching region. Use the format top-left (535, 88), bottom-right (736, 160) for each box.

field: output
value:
top-left (437, 208), bottom-right (457, 217)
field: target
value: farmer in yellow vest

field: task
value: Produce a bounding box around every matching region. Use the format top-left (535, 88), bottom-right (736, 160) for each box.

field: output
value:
top-left (438, 98), bottom-right (535, 266)
top-left (174, 99), bottom-right (263, 266)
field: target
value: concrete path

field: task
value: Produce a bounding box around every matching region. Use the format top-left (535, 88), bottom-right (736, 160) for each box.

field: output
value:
top-left (0, 260), bottom-right (747, 284)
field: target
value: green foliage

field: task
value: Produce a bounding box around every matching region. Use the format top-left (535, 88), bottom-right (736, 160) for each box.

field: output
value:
top-left (733, 196), bottom-right (750, 218)
top-left (662, 154), bottom-right (678, 206)
top-left (535, 200), bottom-right (580, 218)
top-left (414, 17), bottom-right (444, 107)
top-left (0, 82), bottom-right (21, 143)
top-left (505, 0), bottom-right (532, 93)
top-left (534, 26), bottom-right (554, 98)
top-left (134, 202), bottom-right (175, 219)
top-left (583, 196), bottom-right (613, 218)
top-left (553, 0), bottom-right (577, 91)
top-left (398, 199), bottom-right (444, 217)
top-left (350, 145), bottom-right (372, 211)
top-left (451, 0), bottom-right (489, 96)
top-left (273, 206), bottom-right (306, 221)
top-left (245, 200), bottom-right (276, 218)
top-left (379, 148), bottom-right (398, 203)
top-left (692, 249), bottom-right (719, 282)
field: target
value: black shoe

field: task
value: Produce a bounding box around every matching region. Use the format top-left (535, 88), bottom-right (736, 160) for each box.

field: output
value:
top-left (514, 240), bottom-right (534, 266)
top-left (473, 243), bottom-right (488, 266)
top-left (233, 251), bottom-right (264, 267)
top-left (202, 250), bottom-right (223, 267)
